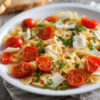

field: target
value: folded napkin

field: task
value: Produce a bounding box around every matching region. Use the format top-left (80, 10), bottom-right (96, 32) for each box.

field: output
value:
top-left (3, 0), bottom-right (100, 100)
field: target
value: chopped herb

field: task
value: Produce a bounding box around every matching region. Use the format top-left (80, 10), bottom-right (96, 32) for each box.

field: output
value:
top-left (34, 35), bottom-right (39, 40)
top-left (58, 32), bottom-right (74, 47)
top-left (49, 21), bottom-right (55, 26)
top-left (31, 29), bottom-right (39, 33)
top-left (38, 24), bottom-right (46, 29)
top-left (67, 25), bottom-right (87, 34)
top-left (93, 36), bottom-right (96, 43)
top-left (88, 40), bottom-right (95, 51)
top-left (75, 62), bottom-right (79, 68)
top-left (36, 73), bottom-right (44, 82)
top-left (58, 60), bottom-right (66, 69)
top-left (44, 79), bottom-right (53, 88)
top-left (52, 62), bottom-right (56, 70)
top-left (90, 30), bottom-right (94, 33)
top-left (24, 20), bottom-right (27, 26)
top-left (37, 40), bottom-right (45, 54)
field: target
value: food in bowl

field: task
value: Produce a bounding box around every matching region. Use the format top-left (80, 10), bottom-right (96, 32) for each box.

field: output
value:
top-left (1, 11), bottom-right (100, 90)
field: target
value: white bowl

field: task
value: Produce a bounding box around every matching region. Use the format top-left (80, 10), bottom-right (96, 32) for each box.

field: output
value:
top-left (0, 3), bottom-right (100, 96)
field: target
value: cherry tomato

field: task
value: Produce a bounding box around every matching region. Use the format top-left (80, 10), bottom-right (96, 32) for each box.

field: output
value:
top-left (67, 69), bottom-right (86, 87)
top-left (45, 16), bottom-right (57, 22)
top-left (81, 17), bottom-right (98, 29)
top-left (12, 62), bottom-right (32, 78)
top-left (1, 52), bottom-right (12, 64)
top-left (23, 46), bottom-right (39, 62)
top-left (85, 56), bottom-right (100, 73)
top-left (6, 37), bottom-right (23, 48)
top-left (21, 18), bottom-right (36, 28)
top-left (38, 26), bottom-right (54, 40)
top-left (36, 56), bottom-right (52, 72)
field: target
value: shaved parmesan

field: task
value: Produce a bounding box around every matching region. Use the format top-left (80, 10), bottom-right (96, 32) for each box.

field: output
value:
top-left (48, 72), bottom-right (65, 88)
top-left (3, 47), bottom-right (20, 53)
top-left (55, 24), bottom-right (75, 29)
top-left (91, 49), bottom-right (100, 57)
top-left (94, 30), bottom-right (100, 40)
top-left (92, 68), bottom-right (100, 75)
top-left (23, 28), bottom-right (31, 40)
top-left (73, 35), bottom-right (86, 49)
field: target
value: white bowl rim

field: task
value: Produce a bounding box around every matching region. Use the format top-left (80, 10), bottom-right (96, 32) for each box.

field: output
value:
top-left (0, 3), bottom-right (100, 96)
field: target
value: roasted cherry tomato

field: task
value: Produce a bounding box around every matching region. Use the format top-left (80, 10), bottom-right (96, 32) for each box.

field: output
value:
top-left (21, 18), bottom-right (36, 28)
top-left (85, 56), bottom-right (100, 73)
top-left (23, 46), bottom-right (39, 62)
top-left (67, 69), bottom-right (86, 87)
top-left (45, 16), bottom-right (57, 22)
top-left (36, 56), bottom-right (52, 72)
top-left (6, 37), bottom-right (23, 48)
top-left (12, 62), bottom-right (32, 78)
top-left (1, 52), bottom-right (12, 64)
top-left (38, 26), bottom-right (54, 40)
top-left (81, 17), bottom-right (98, 29)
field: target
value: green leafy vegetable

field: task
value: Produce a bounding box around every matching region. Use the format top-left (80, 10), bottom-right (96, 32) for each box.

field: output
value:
top-left (44, 79), bottom-right (53, 88)
top-left (37, 40), bottom-right (45, 54)
top-left (58, 32), bottom-right (74, 46)
top-left (75, 62), bottom-right (79, 68)
top-left (24, 20), bottom-right (27, 26)
top-left (58, 60), bottom-right (66, 69)
top-left (93, 36), bottom-right (96, 43)
top-left (38, 24), bottom-right (46, 29)
top-left (62, 17), bottom-right (71, 22)
top-left (36, 73), bottom-right (44, 82)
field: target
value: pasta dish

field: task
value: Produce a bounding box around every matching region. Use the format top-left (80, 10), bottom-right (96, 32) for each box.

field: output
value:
top-left (1, 11), bottom-right (100, 90)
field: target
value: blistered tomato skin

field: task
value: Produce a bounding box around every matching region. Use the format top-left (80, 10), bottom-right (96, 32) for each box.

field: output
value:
top-left (6, 37), bottom-right (23, 48)
top-left (81, 17), bottom-right (98, 29)
top-left (38, 26), bottom-right (54, 40)
top-left (36, 56), bottom-right (52, 72)
top-left (85, 56), bottom-right (100, 73)
top-left (67, 69), bottom-right (86, 87)
top-left (1, 52), bottom-right (12, 64)
top-left (21, 18), bottom-right (36, 28)
top-left (12, 62), bottom-right (32, 78)
top-left (23, 46), bottom-right (39, 62)
top-left (45, 16), bottom-right (57, 22)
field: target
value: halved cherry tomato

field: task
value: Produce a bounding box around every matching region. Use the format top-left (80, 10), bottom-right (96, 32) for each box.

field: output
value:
top-left (12, 62), bottom-right (32, 78)
top-left (1, 52), bottom-right (12, 64)
top-left (23, 46), bottom-right (39, 62)
top-left (67, 69), bottom-right (86, 87)
top-left (85, 56), bottom-right (100, 73)
top-left (21, 18), bottom-right (36, 28)
top-left (38, 26), bottom-right (54, 40)
top-left (6, 37), bottom-right (23, 48)
top-left (36, 56), bottom-right (52, 72)
top-left (45, 16), bottom-right (57, 22)
top-left (81, 17), bottom-right (98, 29)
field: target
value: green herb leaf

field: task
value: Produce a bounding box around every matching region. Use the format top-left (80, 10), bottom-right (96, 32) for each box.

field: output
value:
top-left (58, 60), bottom-right (66, 69)
top-left (75, 62), bottom-right (79, 68)
top-left (58, 37), bottom-right (67, 46)
top-left (62, 17), bottom-right (70, 22)
top-left (36, 73), bottom-right (44, 82)
top-left (44, 79), bottom-right (53, 88)
top-left (93, 36), bottom-right (96, 43)
top-left (37, 40), bottom-right (45, 54)
top-left (24, 20), bottom-right (27, 26)
top-left (38, 24), bottom-right (46, 29)
top-left (34, 35), bottom-right (39, 40)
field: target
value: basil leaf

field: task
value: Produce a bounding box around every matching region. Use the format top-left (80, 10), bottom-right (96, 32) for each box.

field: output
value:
top-left (34, 35), bottom-right (39, 40)
top-left (38, 24), bottom-right (46, 29)
top-left (44, 79), bottom-right (53, 88)
top-left (75, 62), bottom-right (79, 68)
top-left (58, 60), bottom-right (66, 69)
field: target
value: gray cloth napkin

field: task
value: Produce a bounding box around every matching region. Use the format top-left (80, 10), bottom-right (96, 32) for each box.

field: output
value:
top-left (3, 0), bottom-right (100, 100)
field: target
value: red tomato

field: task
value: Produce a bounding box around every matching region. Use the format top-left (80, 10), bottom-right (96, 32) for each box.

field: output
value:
top-left (12, 62), bottom-right (32, 78)
top-left (21, 18), bottom-right (36, 28)
top-left (6, 37), bottom-right (23, 48)
top-left (81, 17), bottom-right (98, 29)
top-left (45, 16), bottom-right (57, 22)
top-left (36, 56), bottom-right (52, 72)
top-left (23, 46), bottom-right (39, 62)
top-left (1, 52), bottom-right (12, 64)
top-left (85, 56), bottom-right (100, 73)
top-left (67, 69), bottom-right (86, 87)
top-left (38, 26), bottom-right (54, 40)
